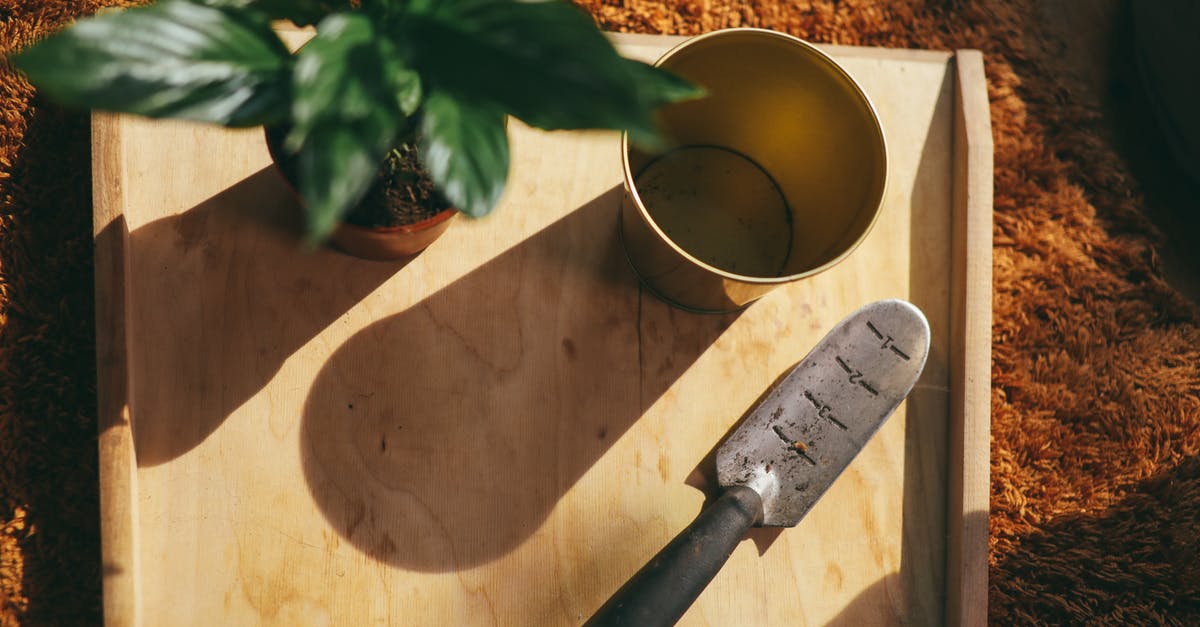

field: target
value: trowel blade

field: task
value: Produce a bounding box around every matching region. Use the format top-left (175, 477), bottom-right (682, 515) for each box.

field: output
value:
top-left (716, 299), bottom-right (930, 527)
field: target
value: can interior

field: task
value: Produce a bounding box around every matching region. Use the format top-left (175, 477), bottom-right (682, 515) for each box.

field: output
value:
top-left (628, 30), bottom-right (888, 279)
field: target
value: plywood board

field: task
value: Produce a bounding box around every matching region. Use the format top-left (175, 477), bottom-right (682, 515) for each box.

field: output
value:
top-left (94, 31), bottom-right (991, 626)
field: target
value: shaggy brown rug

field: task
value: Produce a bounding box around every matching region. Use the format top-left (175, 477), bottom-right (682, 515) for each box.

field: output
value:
top-left (2, 0), bottom-right (1199, 624)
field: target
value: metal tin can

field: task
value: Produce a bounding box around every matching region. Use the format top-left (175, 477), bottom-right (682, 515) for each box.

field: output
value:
top-left (620, 29), bottom-right (888, 313)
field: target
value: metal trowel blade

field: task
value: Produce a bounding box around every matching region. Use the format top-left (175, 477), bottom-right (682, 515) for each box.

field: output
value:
top-left (716, 299), bottom-right (931, 527)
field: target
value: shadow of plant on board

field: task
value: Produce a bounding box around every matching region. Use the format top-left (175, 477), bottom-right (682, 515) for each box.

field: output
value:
top-left (300, 188), bottom-right (739, 571)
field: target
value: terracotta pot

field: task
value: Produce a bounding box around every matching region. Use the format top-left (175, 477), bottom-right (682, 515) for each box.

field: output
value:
top-left (263, 126), bottom-right (456, 261)
top-left (327, 209), bottom-right (455, 260)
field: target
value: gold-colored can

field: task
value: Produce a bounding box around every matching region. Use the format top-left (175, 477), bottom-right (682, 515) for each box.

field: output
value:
top-left (620, 29), bottom-right (888, 313)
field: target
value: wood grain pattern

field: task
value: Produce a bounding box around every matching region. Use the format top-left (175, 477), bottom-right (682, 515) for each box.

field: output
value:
top-left (93, 32), bottom-right (991, 626)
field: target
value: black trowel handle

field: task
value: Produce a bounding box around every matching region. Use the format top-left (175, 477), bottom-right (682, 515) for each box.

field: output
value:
top-left (586, 486), bottom-right (764, 627)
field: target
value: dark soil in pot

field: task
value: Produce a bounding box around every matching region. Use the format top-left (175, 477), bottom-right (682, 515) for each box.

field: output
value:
top-left (348, 142), bottom-right (452, 228)
top-left (263, 124), bottom-right (454, 229)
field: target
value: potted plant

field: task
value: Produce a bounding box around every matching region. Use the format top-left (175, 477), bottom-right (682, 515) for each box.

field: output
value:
top-left (12, 0), bottom-right (700, 259)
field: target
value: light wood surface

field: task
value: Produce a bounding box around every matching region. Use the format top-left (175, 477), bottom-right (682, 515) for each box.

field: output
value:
top-left (94, 111), bottom-right (139, 627)
top-left (94, 32), bottom-right (991, 627)
top-left (946, 49), bottom-right (993, 627)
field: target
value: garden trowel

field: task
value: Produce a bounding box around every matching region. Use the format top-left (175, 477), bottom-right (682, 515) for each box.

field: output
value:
top-left (587, 299), bottom-right (930, 627)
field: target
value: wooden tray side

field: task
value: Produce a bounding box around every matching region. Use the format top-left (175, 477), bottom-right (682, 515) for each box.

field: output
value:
top-left (90, 34), bottom-right (993, 627)
top-left (93, 113), bottom-right (141, 627)
top-left (946, 49), bottom-right (993, 627)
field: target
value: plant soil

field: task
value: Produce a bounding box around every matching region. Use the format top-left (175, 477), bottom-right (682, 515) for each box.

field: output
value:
top-left (265, 126), bottom-right (452, 229)
top-left (345, 143), bottom-right (452, 228)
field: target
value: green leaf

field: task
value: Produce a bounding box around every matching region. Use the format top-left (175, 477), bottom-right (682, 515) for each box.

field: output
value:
top-left (619, 58), bottom-right (706, 148)
top-left (390, 63), bottom-right (423, 117)
top-left (12, 0), bottom-right (292, 127)
top-left (400, 0), bottom-right (700, 141)
top-left (285, 13), bottom-right (409, 240)
top-left (287, 13), bottom-right (416, 150)
top-left (199, 0), bottom-right (353, 27)
top-left (290, 15), bottom-right (374, 139)
top-left (358, 0), bottom-right (401, 18)
top-left (419, 91), bottom-right (509, 218)
top-left (292, 122), bottom-right (394, 241)
top-left (620, 57), bottom-right (705, 112)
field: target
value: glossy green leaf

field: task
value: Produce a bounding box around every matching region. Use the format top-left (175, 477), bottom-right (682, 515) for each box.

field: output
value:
top-left (12, 0), bottom-right (291, 127)
top-left (358, 0), bottom-right (401, 19)
top-left (293, 121), bottom-right (398, 242)
top-left (401, 0), bottom-right (701, 142)
top-left (291, 13), bottom-right (377, 134)
top-left (623, 59), bottom-right (705, 104)
top-left (287, 13), bottom-right (414, 148)
top-left (285, 13), bottom-right (408, 240)
top-left (198, 0), bottom-right (347, 26)
top-left (419, 90), bottom-right (509, 218)
top-left (618, 57), bottom-right (706, 148)
top-left (390, 64), bottom-right (423, 117)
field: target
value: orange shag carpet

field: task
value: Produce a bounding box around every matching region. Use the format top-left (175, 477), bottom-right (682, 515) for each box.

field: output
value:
top-left (2, 0), bottom-right (1199, 624)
